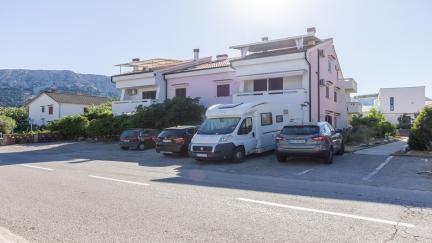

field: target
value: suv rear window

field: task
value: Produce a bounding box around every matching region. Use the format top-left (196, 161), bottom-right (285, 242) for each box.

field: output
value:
top-left (158, 129), bottom-right (185, 137)
top-left (121, 130), bottom-right (139, 137)
top-left (281, 126), bottom-right (320, 135)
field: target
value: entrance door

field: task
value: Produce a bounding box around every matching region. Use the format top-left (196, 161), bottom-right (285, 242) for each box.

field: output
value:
top-left (237, 117), bottom-right (257, 154)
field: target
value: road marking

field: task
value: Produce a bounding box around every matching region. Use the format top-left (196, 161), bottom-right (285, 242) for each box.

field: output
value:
top-left (19, 164), bottom-right (54, 171)
top-left (296, 169), bottom-right (313, 176)
top-left (236, 197), bottom-right (414, 228)
top-left (0, 226), bottom-right (29, 243)
top-left (88, 175), bottom-right (149, 186)
top-left (362, 156), bottom-right (393, 181)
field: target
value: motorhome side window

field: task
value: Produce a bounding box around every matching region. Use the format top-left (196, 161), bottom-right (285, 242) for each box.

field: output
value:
top-left (276, 115), bottom-right (283, 123)
top-left (261, 112), bottom-right (272, 126)
top-left (238, 117), bottom-right (252, 135)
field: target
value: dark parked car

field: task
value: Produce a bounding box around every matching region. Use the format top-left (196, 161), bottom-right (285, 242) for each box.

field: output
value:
top-left (119, 128), bottom-right (158, 150)
top-left (275, 122), bottom-right (344, 164)
top-left (155, 126), bottom-right (198, 155)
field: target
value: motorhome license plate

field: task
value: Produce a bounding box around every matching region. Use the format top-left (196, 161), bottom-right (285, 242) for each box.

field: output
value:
top-left (289, 139), bottom-right (306, 144)
top-left (163, 139), bottom-right (171, 143)
top-left (196, 153), bottom-right (207, 158)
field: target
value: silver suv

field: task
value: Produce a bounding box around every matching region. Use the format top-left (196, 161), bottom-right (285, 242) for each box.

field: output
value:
top-left (275, 122), bottom-right (344, 164)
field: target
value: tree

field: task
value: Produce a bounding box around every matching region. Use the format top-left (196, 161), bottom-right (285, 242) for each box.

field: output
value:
top-left (408, 107), bottom-right (432, 150)
top-left (0, 115), bottom-right (17, 134)
top-left (0, 107), bottom-right (29, 132)
top-left (397, 114), bottom-right (412, 129)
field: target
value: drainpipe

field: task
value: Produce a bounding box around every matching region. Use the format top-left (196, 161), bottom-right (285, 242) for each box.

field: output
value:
top-left (304, 51), bottom-right (312, 122)
top-left (317, 48), bottom-right (321, 122)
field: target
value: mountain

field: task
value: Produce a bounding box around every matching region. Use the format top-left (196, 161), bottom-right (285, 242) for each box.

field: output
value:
top-left (0, 69), bottom-right (119, 107)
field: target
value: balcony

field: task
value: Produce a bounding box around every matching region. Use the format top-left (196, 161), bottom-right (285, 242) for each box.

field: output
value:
top-left (112, 99), bottom-right (159, 115)
top-left (233, 89), bottom-right (308, 104)
top-left (339, 78), bottom-right (357, 93)
top-left (348, 101), bottom-right (362, 114)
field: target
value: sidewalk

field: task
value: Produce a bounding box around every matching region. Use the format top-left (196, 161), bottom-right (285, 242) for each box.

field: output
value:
top-left (354, 141), bottom-right (407, 156)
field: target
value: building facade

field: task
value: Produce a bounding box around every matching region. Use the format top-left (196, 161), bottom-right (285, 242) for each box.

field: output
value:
top-left (27, 91), bottom-right (110, 126)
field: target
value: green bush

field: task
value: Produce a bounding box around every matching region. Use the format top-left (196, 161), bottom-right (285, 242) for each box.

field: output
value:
top-left (47, 115), bottom-right (89, 139)
top-left (408, 107), bottom-right (432, 150)
top-left (0, 115), bottom-right (17, 134)
top-left (350, 108), bottom-right (396, 138)
top-left (87, 115), bottom-right (130, 138)
top-left (0, 107), bottom-right (29, 132)
top-left (397, 114), bottom-right (412, 129)
top-left (83, 103), bottom-right (112, 121)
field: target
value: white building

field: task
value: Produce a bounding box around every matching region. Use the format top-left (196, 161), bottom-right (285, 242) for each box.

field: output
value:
top-left (375, 86), bottom-right (425, 124)
top-left (111, 49), bottom-right (211, 115)
top-left (27, 91), bottom-right (110, 126)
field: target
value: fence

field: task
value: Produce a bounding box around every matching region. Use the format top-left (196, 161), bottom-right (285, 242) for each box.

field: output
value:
top-left (0, 132), bottom-right (63, 146)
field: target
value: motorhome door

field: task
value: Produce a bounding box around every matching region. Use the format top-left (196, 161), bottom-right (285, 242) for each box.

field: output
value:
top-left (237, 117), bottom-right (257, 155)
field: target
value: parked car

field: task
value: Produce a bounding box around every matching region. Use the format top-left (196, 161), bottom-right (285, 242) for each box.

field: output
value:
top-left (155, 126), bottom-right (198, 155)
top-left (189, 102), bottom-right (293, 163)
top-left (119, 128), bottom-right (158, 150)
top-left (275, 122), bottom-right (344, 164)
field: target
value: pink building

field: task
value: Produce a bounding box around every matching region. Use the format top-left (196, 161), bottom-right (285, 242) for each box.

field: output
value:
top-left (165, 55), bottom-right (240, 107)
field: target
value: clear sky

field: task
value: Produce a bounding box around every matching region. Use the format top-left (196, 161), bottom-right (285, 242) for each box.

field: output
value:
top-left (1, 0), bottom-right (431, 97)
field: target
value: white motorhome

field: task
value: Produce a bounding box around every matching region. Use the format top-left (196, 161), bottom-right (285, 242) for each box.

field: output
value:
top-left (189, 101), bottom-right (303, 162)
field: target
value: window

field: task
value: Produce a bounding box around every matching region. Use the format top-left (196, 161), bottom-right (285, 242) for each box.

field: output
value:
top-left (328, 60), bottom-right (332, 73)
top-left (276, 115), bottom-right (283, 123)
top-left (268, 78), bottom-right (283, 91)
top-left (325, 86), bottom-right (330, 98)
top-left (238, 117), bottom-right (253, 135)
top-left (48, 105), bottom-right (53, 115)
top-left (253, 79), bottom-right (267, 91)
top-left (390, 97), bottom-right (394, 111)
top-left (261, 112), bottom-right (273, 126)
top-left (142, 91), bottom-right (156, 99)
top-left (334, 91), bottom-right (337, 102)
top-left (41, 106), bottom-right (45, 113)
top-left (175, 88), bottom-right (186, 98)
top-left (217, 84), bottom-right (230, 97)
top-left (325, 115), bottom-right (332, 125)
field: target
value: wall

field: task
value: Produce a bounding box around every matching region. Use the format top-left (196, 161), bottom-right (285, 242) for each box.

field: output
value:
top-left (377, 86), bottom-right (425, 124)
top-left (28, 93), bottom-right (60, 126)
top-left (166, 71), bottom-right (240, 107)
top-left (59, 103), bottom-right (88, 118)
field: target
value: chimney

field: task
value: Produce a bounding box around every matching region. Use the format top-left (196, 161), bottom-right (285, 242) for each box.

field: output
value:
top-left (132, 58), bottom-right (140, 71)
top-left (261, 36), bottom-right (269, 41)
top-left (216, 54), bottom-right (228, 61)
top-left (307, 27), bottom-right (316, 36)
top-left (193, 48), bottom-right (200, 61)
top-left (49, 82), bottom-right (56, 93)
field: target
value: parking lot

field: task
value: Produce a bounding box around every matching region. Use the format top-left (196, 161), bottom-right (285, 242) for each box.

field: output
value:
top-left (1, 141), bottom-right (432, 242)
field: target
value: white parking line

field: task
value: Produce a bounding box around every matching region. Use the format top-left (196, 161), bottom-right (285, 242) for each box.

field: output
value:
top-left (19, 164), bottom-right (54, 171)
top-left (362, 156), bottom-right (393, 181)
top-left (88, 175), bottom-right (150, 186)
top-left (236, 197), bottom-right (414, 228)
top-left (296, 169), bottom-right (313, 176)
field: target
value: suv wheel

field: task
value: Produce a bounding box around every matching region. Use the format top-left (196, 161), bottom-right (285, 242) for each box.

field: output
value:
top-left (336, 142), bottom-right (345, 155)
top-left (276, 152), bottom-right (287, 162)
top-left (138, 143), bottom-right (146, 150)
top-left (231, 147), bottom-right (245, 163)
top-left (324, 148), bottom-right (333, 164)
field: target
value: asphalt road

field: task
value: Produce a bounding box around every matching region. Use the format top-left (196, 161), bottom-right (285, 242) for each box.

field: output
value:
top-left (0, 142), bottom-right (431, 242)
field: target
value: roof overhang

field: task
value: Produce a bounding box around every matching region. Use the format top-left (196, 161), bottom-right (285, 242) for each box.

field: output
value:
top-left (230, 34), bottom-right (320, 53)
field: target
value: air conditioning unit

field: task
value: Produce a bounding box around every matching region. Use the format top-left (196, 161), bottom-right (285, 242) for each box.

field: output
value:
top-left (128, 89), bottom-right (138, 95)
top-left (319, 79), bottom-right (325, 86)
top-left (318, 49), bottom-right (325, 57)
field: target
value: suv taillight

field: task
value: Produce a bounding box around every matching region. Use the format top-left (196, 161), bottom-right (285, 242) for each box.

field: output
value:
top-left (312, 136), bottom-right (326, 141)
top-left (174, 137), bottom-right (185, 144)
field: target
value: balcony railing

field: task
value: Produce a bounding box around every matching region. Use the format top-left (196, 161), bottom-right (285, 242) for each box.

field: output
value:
top-left (339, 78), bottom-right (357, 93)
top-left (112, 99), bottom-right (159, 115)
top-left (348, 101), bottom-right (362, 114)
top-left (233, 89), bottom-right (308, 104)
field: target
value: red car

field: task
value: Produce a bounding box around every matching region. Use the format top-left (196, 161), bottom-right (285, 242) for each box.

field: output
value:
top-left (119, 128), bottom-right (158, 150)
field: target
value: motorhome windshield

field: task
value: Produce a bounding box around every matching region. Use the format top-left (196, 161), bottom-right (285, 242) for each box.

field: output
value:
top-left (197, 117), bottom-right (241, 135)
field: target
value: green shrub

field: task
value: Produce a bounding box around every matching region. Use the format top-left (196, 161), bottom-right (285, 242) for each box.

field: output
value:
top-left (0, 115), bottom-right (17, 134)
top-left (83, 103), bottom-right (112, 121)
top-left (47, 115), bottom-right (89, 139)
top-left (397, 114), bottom-right (412, 129)
top-left (350, 108), bottom-right (396, 139)
top-left (0, 107), bottom-right (29, 132)
top-left (343, 126), bottom-right (375, 145)
top-left (87, 115), bottom-right (130, 138)
top-left (408, 107), bottom-right (432, 150)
